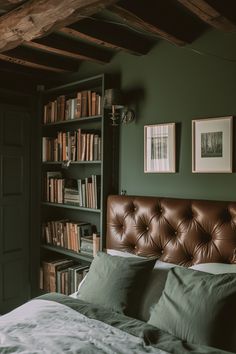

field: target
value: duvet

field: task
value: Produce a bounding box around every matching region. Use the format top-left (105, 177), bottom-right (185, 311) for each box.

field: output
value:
top-left (0, 293), bottom-right (233, 354)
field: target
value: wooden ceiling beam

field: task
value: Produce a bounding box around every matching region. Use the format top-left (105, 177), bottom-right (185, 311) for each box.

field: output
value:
top-left (58, 27), bottom-right (140, 55)
top-left (0, 45), bottom-right (80, 72)
top-left (0, 0), bottom-right (24, 7)
top-left (177, 0), bottom-right (236, 31)
top-left (108, 4), bottom-right (186, 46)
top-left (0, 0), bottom-right (25, 13)
top-left (23, 32), bottom-right (113, 64)
top-left (0, 0), bottom-right (24, 4)
top-left (23, 41), bottom-right (108, 64)
top-left (0, 53), bottom-right (68, 72)
top-left (58, 19), bottom-right (153, 55)
top-left (0, 0), bottom-right (118, 53)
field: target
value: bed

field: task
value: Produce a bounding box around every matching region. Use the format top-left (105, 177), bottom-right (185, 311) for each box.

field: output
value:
top-left (1, 194), bottom-right (236, 354)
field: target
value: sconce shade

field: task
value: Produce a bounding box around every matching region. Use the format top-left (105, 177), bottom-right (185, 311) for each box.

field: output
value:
top-left (104, 88), bottom-right (123, 108)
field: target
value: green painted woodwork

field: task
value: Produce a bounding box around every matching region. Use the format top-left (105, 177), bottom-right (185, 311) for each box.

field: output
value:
top-left (0, 104), bottom-right (31, 314)
top-left (63, 29), bottom-right (236, 201)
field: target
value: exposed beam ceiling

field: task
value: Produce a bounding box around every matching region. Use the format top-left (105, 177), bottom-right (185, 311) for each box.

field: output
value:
top-left (177, 0), bottom-right (236, 31)
top-left (24, 33), bottom-right (113, 64)
top-left (0, 0), bottom-right (118, 52)
top-left (108, 4), bottom-right (186, 46)
top-left (0, 0), bottom-right (235, 78)
top-left (58, 18), bottom-right (154, 55)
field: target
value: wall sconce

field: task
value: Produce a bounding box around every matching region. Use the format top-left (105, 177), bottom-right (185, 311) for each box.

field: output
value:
top-left (104, 88), bottom-right (135, 126)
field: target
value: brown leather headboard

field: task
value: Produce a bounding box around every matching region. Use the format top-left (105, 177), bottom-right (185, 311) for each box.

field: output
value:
top-left (106, 195), bottom-right (236, 266)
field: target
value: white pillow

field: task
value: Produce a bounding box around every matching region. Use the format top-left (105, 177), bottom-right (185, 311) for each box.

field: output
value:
top-left (107, 249), bottom-right (177, 268)
top-left (106, 249), bottom-right (142, 258)
top-left (154, 260), bottom-right (178, 270)
top-left (190, 263), bottom-right (236, 274)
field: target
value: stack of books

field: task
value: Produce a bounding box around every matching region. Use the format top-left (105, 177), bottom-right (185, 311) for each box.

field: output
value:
top-left (42, 130), bottom-right (101, 162)
top-left (40, 258), bottom-right (90, 294)
top-left (44, 174), bottom-right (101, 209)
top-left (43, 220), bottom-right (92, 252)
top-left (43, 90), bottom-right (102, 124)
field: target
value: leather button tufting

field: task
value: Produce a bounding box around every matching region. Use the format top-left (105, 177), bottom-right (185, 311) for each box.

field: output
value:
top-left (146, 226), bottom-right (149, 231)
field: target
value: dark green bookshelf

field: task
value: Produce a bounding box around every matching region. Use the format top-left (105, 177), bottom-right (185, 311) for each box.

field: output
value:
top-left (40, 73), bottom-right (118, 294)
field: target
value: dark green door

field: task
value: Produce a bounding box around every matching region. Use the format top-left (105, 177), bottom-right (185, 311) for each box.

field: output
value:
top-left (0, 104), bottom-right (30, 314)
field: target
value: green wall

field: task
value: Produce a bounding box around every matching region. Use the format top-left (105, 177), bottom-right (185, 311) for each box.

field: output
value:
top-left (66, 29), bottom-right (236, 201)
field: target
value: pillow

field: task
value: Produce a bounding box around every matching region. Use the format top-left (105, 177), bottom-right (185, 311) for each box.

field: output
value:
top-left (78, 251), bottom-right (156, 317)
top-left (138, 260), bottom-right (179, 321)
top-left (106, 249), bottom-right (142, 258)
top-left (106, 249), bottom-right (180, 321)
top-left (190, 262), bottom-right (236, 274)
top-left (148, 266), bottom-right (236, 352)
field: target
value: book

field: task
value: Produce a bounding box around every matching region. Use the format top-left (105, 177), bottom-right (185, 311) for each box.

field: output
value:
top-left (80, 233), bottom-right (100, 256)
top-left (64, 179), bottom-right (80, 206)
top-left (93, 233), bottom-right (100, 256)
top-left (80, 236), bottom-right (93, 255)
top-left (42, 258), bottom-right (73, 292)
top-left (87, 90), bottom-right (92, 116)
top-left (49, 259), bottom-right (73, 292)
top-left (81, 91), bottom-right (88, 117)
top-left (76, 92), bottom-right (82, 118)
top-left (68, 264), bottom-right (89, 293)
top-left (45, 171), bottom-right (62, 202)
top-left (91, 92), bottom-right (96, 116)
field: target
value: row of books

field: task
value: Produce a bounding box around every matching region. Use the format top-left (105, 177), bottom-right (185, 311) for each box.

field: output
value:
top-left (43, 220), bottom-right (100, 254)
top-left (43, 90), bottom-right (102, 124)
top-left (44, 173), bottom-right (101, 209)
top-left (42, 130), bottom-right (101, 162)
top-left (40, 258), bottom-right (90, 294)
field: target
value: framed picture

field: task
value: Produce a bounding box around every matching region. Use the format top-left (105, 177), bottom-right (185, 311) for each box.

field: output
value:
top-left (192, 116), bottom-right (233, 173)
top-left (144, 123), bottom-right (176, 173)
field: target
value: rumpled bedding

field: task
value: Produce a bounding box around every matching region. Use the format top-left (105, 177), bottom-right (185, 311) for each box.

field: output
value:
top-left (0, 293), bottom-right (233, 354)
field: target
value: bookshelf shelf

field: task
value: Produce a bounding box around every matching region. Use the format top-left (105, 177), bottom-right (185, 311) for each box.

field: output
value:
top-left (41, 244), bottom-right (93, 262)
top-left (42, 115), bottom-right (102, 127)
top-left (40, 73), bottom-right (118, 296)
top-left (42, 202), bottom-right (101, 213)
top-left (42, 161), bottom-right (102, 165)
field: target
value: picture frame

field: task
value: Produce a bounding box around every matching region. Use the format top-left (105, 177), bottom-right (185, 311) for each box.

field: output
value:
top-left (144, 123), bottom-right (176, 173)
top-left (192, 116), bottom-right (233, 173)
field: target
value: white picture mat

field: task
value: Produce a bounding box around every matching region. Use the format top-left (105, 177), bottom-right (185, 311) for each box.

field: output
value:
top-left (192, 116), bottom-right (232, 173)
top-left (144, 123), bottom-right (175, 173)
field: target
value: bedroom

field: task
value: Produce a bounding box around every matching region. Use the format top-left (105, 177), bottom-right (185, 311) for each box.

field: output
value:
top-left (0, 0), bottom-right (236, 353)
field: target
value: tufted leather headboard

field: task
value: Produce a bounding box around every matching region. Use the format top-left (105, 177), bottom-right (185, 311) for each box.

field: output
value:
top-left (106, 195), bottom-right (236, 266)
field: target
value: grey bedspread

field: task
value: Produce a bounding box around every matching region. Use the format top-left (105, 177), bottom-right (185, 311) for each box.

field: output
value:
top-left (39, 293), bottom-right (234, 354)
top-left (0, 293), bottom-right (233, 354)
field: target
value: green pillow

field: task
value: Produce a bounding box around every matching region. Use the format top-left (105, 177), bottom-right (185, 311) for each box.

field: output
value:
top-left (78, 251), bottom-right (155, 317)
top-left (148, 266), bottom-right (236, 352)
